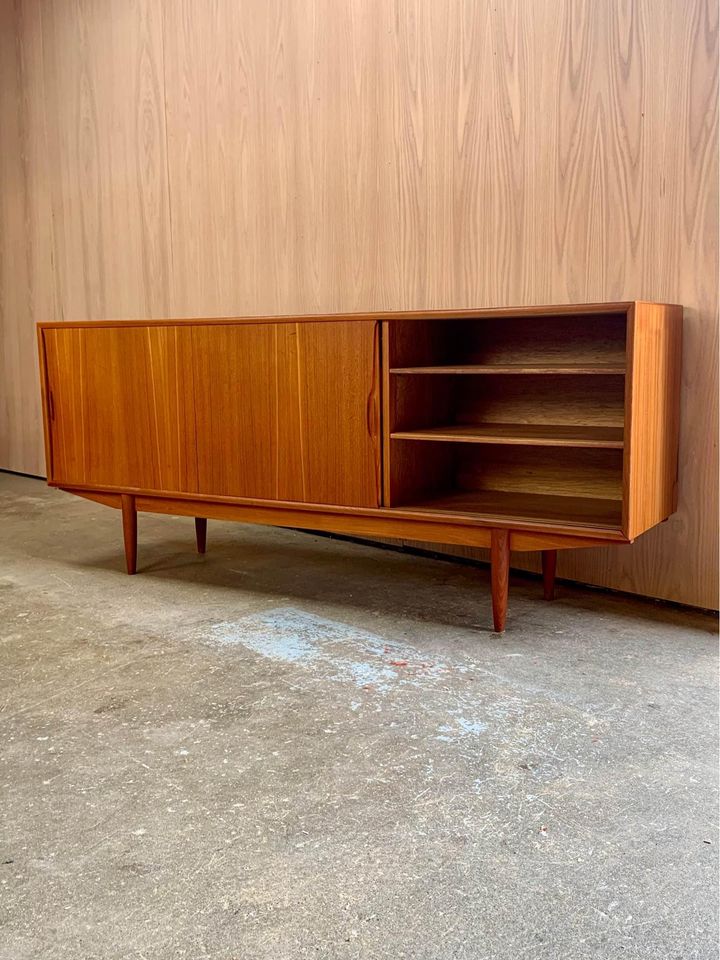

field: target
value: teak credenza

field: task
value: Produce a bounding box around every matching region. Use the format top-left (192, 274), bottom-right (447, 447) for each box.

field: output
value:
top-left (37, 302), bottom-right (682, 631)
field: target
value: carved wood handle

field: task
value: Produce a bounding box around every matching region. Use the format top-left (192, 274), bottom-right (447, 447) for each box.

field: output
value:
top-left (366, 321), bottom-right (380, 440)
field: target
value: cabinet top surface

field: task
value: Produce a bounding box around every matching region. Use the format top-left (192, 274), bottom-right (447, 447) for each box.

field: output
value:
top-left (37, 301), bottom-right (681, 330)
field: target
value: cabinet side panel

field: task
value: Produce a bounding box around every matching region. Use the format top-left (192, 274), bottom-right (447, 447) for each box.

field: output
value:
top-left (37, 327), bottom-right (55, 480)
top-left (624, 303), bottom-right (683, 539)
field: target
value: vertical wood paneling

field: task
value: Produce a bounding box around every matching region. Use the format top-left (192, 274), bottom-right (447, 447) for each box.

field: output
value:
top-left (162, 0), bottom-right (385, 316)
top-left (0, 0), bottom-right (56, 474)
top-left (39, 0), bottom-right (172, 320)
top-left (0, 0), bottom-right (717, 607)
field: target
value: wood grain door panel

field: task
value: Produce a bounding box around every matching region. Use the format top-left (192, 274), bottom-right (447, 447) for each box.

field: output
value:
top-left (190, 320), bottom-right (380, 506)
top-left (291, 320), bottom-right (381, 507)
top-left (43, 319), bottom-right (381, 508)
top-left (190, 323), bottom-right (278, 500)
top-left (43, 325), bottom-right (198, 492)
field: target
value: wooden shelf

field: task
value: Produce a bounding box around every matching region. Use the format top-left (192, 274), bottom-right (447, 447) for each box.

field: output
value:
top-left (390, 363), bottom-right (626, 375)
top-left (390, 423), bottom-right (624, 449)
top-left (403, 490), bottom-right (622, 529)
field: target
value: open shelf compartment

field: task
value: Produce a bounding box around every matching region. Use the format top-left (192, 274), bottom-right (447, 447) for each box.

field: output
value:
top-left (387, 442), bottom-right (624, 530)
top-left (387, 312), bottom-right (628, 370)
top-left (403, 489), bottom-right (623, 530)
top-left (383, 309), bottom-right (629, 531)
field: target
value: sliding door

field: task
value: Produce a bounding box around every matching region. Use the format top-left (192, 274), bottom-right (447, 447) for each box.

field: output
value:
top-left (41, 319), bottom-right (381, 507)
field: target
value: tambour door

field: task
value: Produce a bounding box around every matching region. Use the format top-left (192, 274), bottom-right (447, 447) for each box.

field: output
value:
top-left (40, 319), bottom-right (381, 508)
top-left (41, 324), bottom-right (199, 492)
top-left (189, 320), bottom-right (381, 506)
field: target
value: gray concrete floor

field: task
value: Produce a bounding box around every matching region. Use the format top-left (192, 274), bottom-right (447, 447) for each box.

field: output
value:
top-left (0, 472), bottom-right (717, 960)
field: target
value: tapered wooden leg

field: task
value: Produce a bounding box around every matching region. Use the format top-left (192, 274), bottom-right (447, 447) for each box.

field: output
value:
top-left (195, 517), bottom-right (207, 554)
top-left (542, 549), bottom-right (557, 601)
top-left (120, 494), bottom-right (137, 575)
top-left (490, 529), bottom-right (510, 632)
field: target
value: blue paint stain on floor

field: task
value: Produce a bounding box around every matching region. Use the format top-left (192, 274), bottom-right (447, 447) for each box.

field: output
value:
top-left (208, 607), bottom-right (508, 753)
top-left (211, 607), bottom-right (442, 692)
top-left (206, 606), bottom-right (603, 774)
top-left (456, 716), bottom-right (489, 735)
top-left (437, 716), bottom-right (489, 743)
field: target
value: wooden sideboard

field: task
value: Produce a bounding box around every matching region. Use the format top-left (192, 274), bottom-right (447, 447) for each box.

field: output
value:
top-left (37, 302), bottom-right (682, 631)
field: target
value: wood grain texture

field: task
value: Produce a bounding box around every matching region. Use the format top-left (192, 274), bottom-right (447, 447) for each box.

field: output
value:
top-left (1, 0), bottom-right (717, 606)
top-left (42, 319), bottom-right (381, 507)
top-left (0, 0), bottom-right (56, 474)
top-left (390, 423), bottom-right (624, 449)
top-left (388, 315), bottom-right (628, 367)
top-left (120, 493), bottom-right (137, 575)
top-left (59, 485), bottom-right (620, 552)
top-left (191, 320), bottom-right (380, 505)
top-left (43, 325), bottom-right (198, 491)
top-left (402, 490), bottom-right (623, 532)
top-left (43, 303), bottom-right (650, 543)
top-left (542, 550), bottom-right (557, 601)
top-left (39, 0), bottom-right (172, 321)
top-left (135, 493), bottom-right (500, 550)
top-left (491, 529), bottom-right (511, 632)
top-left (623, 302), bottom-right (683, 539)
top-left (194, 516), bottom-right (207, 554)
top-left (457, 444), bottom-right (624, 502)
top-left (391, 364), bottom-right (627, 375)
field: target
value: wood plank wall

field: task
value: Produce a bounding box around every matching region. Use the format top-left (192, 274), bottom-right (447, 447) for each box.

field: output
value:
top-left (0, 0), bottom-right (717, 609)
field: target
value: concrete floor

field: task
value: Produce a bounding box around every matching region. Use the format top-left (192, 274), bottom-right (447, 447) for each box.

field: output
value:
top-left (0, 472), bottom-right (717, 960)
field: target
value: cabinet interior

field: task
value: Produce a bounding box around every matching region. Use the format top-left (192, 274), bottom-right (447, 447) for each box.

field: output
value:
top-left (384, 312), bottom-right (628, 530)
